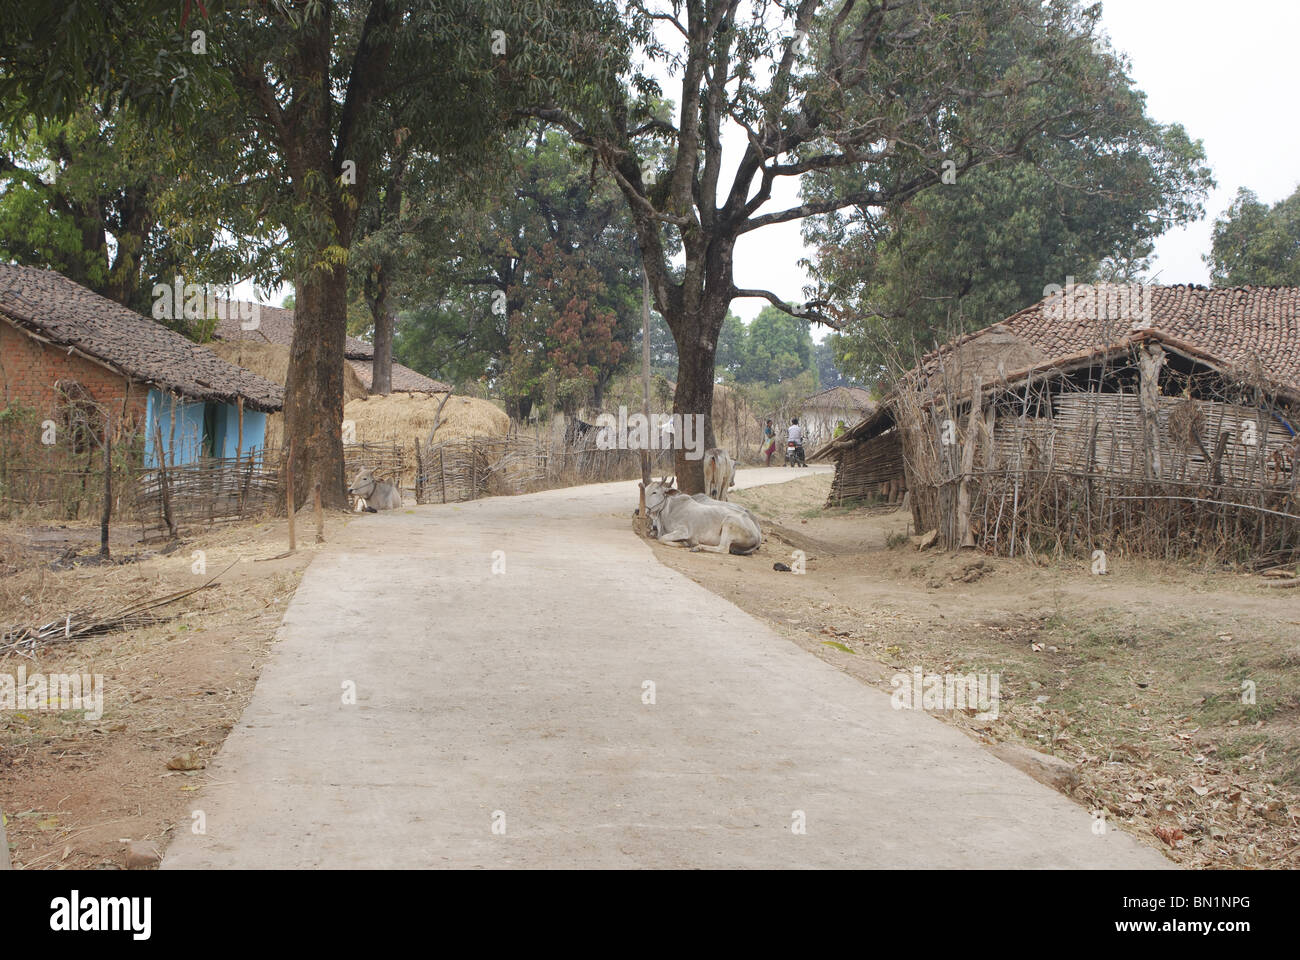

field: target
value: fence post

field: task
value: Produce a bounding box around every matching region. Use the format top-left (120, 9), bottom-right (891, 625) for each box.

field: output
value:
top-left (1139, 345), bottom-right (1165, 480)
top-left (100, 414), bottom-right (112, 558)
top-left (956, 374), bottom-right (983, 549)
top-left (285, 439), bottom-right (296, 553)
top-left (153, 418), bottom-right (177, 540)
top-left (414, 437), bottom-right (423, 504)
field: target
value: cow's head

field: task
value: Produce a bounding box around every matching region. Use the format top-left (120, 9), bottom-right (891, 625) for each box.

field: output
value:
top-left (348, 467), bottom-right (378, 499)
top-left (640, 476), bottom-right (676, 516)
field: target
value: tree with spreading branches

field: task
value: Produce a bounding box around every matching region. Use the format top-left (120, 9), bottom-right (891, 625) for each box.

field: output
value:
top-left (529, 0), bottom-right (1148, 491)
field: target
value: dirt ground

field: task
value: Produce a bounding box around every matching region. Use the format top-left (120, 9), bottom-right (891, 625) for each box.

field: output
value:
top-left (647, 472), bottom-right (1300, 869)
top-left (0, 510), bottom-right (340, 869)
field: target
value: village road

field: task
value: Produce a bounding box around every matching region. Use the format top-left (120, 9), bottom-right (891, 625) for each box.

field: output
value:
top-left (164, 467), bottom-right (1169, 868)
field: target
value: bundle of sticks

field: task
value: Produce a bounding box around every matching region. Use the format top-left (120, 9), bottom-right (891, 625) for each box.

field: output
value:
top-left (1, 578), bottom-right (222, 659)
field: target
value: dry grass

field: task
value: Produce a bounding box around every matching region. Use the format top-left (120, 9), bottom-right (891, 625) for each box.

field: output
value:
top-left (208, 341), bottom-right (368, 447)
top-left (206, 341), bottom-right (369, 405)
top-left (663, 473), bottom-right (1300, 868)
top-left (0, 513), bottom-right (322, 869)
top-left (345, 392), bottom-right (509, 445)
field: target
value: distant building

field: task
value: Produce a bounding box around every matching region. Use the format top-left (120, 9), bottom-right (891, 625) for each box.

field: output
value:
top-left (798, 385), bottom-right (875, 448)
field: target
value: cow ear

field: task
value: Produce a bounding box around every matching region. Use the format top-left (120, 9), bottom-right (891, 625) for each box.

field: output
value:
top-left (638, 481), bottom-right (644, 490)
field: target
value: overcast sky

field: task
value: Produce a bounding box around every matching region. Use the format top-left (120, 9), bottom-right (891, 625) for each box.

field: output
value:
top-left (250, 2), bottom-right (1300, 334)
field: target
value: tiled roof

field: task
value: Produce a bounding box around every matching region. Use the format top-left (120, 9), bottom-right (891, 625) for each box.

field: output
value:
top-left (930, 284), bottom-right (1300, 394)
top-left (211, 300), bottom-right (374, 358)
top-left (0, 265), bottom-right (284, 412)
top-left (812, 284), bottom-right (1300, 460)
top-left (347, 359), bottom-right (450, 394)
top-left (213, 299), bottom-right (450, 393)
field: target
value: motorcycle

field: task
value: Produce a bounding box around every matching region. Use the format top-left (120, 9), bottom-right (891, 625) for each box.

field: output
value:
top-left (785, 439), bottom-right (807, 467)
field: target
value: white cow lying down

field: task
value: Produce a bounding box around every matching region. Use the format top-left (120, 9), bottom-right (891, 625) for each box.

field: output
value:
top-left (348, 467), bottom-right (402, 512)
top-left (641, 477), bottom-right (762, 555)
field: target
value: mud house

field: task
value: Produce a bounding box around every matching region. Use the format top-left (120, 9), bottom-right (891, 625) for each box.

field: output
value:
top-left (210, 300), bottom-right (451, 395)
top-left (798, 385), bottom-right (874, 448)
top-left (0, 264), bottom-right (283, 466)
top-left (814, 284), bottom-right (1300, 562)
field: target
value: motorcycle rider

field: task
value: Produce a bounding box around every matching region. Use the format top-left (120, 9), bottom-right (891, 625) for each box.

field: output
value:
top-left (787, 418), bottom-right (806, 467)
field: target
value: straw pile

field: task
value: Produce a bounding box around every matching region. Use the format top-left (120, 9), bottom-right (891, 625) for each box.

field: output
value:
top-left (345, 393), bottom-right (508, 441)
top-left (344, 393), bottom-right (510, 487)
top-left (208, 341), bottom-right (369, 447)
top-left (207, 341), bottom-right (369, 403)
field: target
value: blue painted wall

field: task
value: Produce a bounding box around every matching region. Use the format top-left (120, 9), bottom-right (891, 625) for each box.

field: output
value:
top-left (143, 389), bottom-right (268, 466)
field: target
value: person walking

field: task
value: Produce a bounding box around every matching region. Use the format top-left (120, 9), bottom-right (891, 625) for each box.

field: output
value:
top-left (763, 419), bottom-right (777, 466)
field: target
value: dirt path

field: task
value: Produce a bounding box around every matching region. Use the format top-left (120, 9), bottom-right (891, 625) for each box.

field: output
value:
top-left (162, 468), bottom-right (1165, 868)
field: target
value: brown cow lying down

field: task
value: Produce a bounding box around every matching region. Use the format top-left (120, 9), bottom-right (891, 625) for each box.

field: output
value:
top-left (641, 477), bottom-right (761, 555)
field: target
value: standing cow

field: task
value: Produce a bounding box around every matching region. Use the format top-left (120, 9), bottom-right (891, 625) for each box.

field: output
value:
top-left (702, 447), bottom-right (736, 501)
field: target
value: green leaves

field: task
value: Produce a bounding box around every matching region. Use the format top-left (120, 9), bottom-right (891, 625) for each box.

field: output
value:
top-left (1207, 187), bottom-right (1300, 288)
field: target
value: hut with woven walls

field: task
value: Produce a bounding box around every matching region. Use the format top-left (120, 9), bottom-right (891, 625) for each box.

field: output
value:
top-left (811, 284), bottom-right (1300, 563)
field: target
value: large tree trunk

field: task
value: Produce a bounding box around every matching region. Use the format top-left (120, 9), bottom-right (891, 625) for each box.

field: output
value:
top-left (669, 308), bottom-right (722, 493)
top-left (371, 298), bottom-right (394, 396)
top-left (284, 264), bottom-right (349, 509)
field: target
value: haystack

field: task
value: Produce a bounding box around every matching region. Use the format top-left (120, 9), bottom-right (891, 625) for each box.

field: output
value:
top-left (208, 341), bottom-right (368, 448)
top-left (344, 392), bottom-right (510, 487)
top-left (207, 341), bottom-right (368, 402)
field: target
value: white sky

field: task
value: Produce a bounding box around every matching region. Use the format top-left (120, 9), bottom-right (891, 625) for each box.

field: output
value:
top-left (243, 1), bottom-right (1300, 339)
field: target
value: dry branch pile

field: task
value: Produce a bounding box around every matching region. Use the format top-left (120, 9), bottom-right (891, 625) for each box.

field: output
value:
top-left (1, 580), bottom-right (216, 658)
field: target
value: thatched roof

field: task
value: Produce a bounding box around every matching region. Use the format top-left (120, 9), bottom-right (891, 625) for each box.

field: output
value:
top-left (0, 265), bottom-right (284, 412)
top-left (212, 299), bottom-right (451, 393)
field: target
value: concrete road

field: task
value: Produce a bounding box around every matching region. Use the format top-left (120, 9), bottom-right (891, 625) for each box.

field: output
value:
top-left (164, 467), bottom-right (1169, 869)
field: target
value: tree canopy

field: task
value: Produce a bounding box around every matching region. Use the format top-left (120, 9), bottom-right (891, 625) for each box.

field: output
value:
top-left (1206, 186), bottom-right (1300, 287)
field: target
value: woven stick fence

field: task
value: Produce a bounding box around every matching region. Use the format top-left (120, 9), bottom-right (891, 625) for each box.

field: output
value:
top-left (413, 427), bottom-right (671, 505)
top-left (134, 452), bottom-right (278, 541)
top-left (891, 341), bottom-right (1300, 566)
top-left (343, 440), bottom-right (406, 491)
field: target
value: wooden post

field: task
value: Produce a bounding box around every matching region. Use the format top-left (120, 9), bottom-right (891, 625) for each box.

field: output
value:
top-left (153, 417), bottom-right (177, 540)
top-left (168, 391), bottom-right (177, 468)
top-left (956, 374), bottom-right (983, 549)
top-left (314, 480), bottom-right (324, 543)
top-left (236, 395), bottom-right (244, 463)
top-left (1138, 345), bottom-right (1165, 480)
top-left (414, 436), bottom-right (423, 504)
top-left (285, 439), bottom-right (296, 553)
top-left (99, 414), bottom-right (111, 558)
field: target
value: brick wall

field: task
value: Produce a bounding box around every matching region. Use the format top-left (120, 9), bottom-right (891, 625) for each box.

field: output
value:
top-left (0, 319), bottom-right (149, 433)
